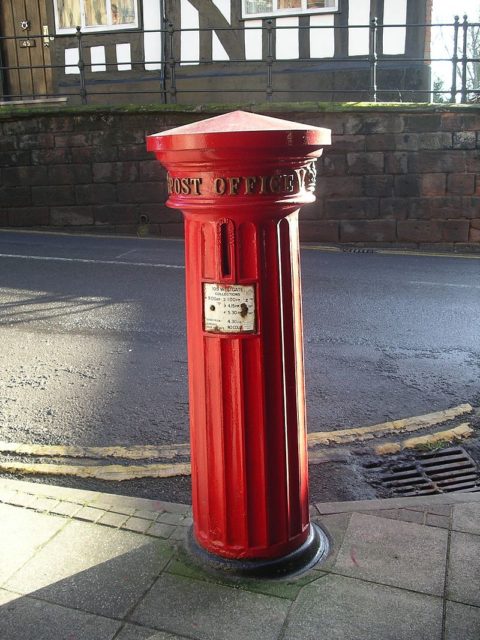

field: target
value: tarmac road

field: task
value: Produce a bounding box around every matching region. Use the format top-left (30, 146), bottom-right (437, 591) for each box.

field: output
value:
top-left (0, 230), bottom-right (479, 501)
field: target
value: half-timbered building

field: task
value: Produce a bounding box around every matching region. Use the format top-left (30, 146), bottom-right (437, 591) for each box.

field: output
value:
top-left (0, 0), bottom-right (432, 103)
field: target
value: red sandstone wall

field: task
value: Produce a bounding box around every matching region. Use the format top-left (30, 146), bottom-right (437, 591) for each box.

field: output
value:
top-left (0, 106), bottom-right (479, 247)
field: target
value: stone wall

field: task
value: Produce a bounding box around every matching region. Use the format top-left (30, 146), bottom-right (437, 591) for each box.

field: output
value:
top-left (0, 104), bottom-right (479, 247)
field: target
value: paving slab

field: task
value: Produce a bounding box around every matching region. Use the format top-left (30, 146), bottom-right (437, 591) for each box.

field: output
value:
top-left (89, 493), bottom-right (190, 515)
top-left (356, 508), bottom-right (399, 521)
top-left (425, 513), bottom-right (450, 528)
top-left (49, 501), bottom-right (83, 517)
top-left (165, 556), bottom-right (321, 600)
top-left (396, 508), bottom-right (425, 524)
top-left (129, 573), bottom-right (291, 640)
top-left (147, 522), bottom-right (176, 539)
top-left (447, 531), bottom-right (480, 607)
top-left (0, 479), bottom-right (98, 502)
top-left (133, 510), bottom-right (160, 521)
top-left (0, 588), bottom-right (121, 640)
top-left (315, 492), bottom-right (480, 515)
top-left (0, 503), bottom-right (66, 585)
top-left (4, 519), bottom-right (174, 619)
top-left (30, 496), bottom-right (59, 512)
top-left (331, 512), bottom-right (448, 596)
top-left (282, 574), bottom-right (443, 640)
top-left (97, 511), bottom-right (130, 528)
top-left (312, 512), bottom-right (351, 571)
top-left (157, 512), bottom-right (187, 526)
top-left (123, 517), bottom-right (152, 534)
top-left (75, 505), bottom-right (104, 522)
top-left (452, 502), bottom-right (480, 535)
top-left (116, 623), bottom-right (191, 639)
top-left (444, 601), bottom-right (480, 640)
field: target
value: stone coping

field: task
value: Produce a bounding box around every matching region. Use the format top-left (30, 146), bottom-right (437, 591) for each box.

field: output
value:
top-left (0, 101), bottom-right (479, 121)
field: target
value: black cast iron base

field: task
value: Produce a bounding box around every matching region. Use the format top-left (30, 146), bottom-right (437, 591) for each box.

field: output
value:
top-left (187, 523), bottom-right (329, 580)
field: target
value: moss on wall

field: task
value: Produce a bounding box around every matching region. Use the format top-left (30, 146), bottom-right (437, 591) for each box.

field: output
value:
top-left (1, 101), bottom-right (479, 122)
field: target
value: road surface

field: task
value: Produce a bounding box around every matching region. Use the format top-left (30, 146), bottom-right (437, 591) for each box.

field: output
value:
top-left (0, 230), bottom-right (479, 500)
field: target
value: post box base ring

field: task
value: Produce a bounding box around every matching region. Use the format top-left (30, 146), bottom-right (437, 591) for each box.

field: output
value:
top-left (187, 523), bottom-right (329, 580)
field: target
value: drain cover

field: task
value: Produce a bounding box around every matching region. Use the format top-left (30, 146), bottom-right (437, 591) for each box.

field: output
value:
top-left (370, 447), bottom-right (480, 497)
top-left (342, 247), bottom-right (375, 254)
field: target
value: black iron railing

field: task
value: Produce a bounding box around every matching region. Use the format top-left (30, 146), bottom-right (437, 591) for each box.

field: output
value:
top-left (0, 16), bottom-right (479, 104)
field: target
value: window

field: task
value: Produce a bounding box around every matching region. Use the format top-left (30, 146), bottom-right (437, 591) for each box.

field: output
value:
top-left (243, 0), bottom-right (338, 19)
top-left (54, 0), bottom-right (138, 33)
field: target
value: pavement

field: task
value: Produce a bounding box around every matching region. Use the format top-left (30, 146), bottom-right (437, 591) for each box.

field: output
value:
top-left (0, 478), bottom-right (479, 639)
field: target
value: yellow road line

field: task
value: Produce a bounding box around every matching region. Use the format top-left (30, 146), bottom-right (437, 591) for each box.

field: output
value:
top-left (301, 244), bottom-right (480, 260)
top-left (301, 244), bottom-right (342, 253)
top-left (377, 249), bottom-right (480, 260)
top-left (0, 417), bottom-right (475, 480)
top-left (0, 442), bottom-right (190, 460)
top-left (0, 422), bottom-right (472, 479)
top-left (307, 403), bottom-right (473, 446)
top-left (0, 461), bottom-right (191, 481)
top-left (0, 404), bottom-right (473, 461)
top-left (374, 423), bottom-right (474, 455)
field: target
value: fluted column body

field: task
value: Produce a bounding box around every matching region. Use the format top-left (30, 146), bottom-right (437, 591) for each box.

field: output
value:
top-left (185, 211), bottom-right (308, 559)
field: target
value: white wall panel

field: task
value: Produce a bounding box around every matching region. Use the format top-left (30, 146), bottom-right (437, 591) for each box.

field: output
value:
top-left (275, 17), bottom-right (299, 60)
top-left (181, 0), bottom-right (200, 65)
top-left (383, 0), bottom-right (407, 55)
top-left (116, 43), bottom-right (132, 71)
top-left (90, 46), bottom-right (106, 72)
top-left (212, 32), bottom-right (230, 60)
top-left (144, 0), bottom-right (162, 71)
top-left (348, 0), bottom-right (370, 56)
top-left (245, 20), bottom-right (263, 60)
top-left (212, 0), bottom-right (231, 24)
top-left (65, 48), bottom-right (79, 74)
top-left (310, 14), bottom-right (335, 58)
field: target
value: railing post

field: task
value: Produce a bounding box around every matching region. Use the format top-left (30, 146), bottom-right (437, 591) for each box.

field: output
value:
top-left (159, 0), bottom-right (167, 103)
top-left (75, 27), bottom-right (87, 104)
top-left (461, 14), bottom-right (469, 103)
top-left (160, 23), bottom-right (167, 103)
top-left (369, 17), bottom-right (378, 102)
top-left (167, 22), bottom-right (176, 104)
top-left (450, 15), bottom-right (460, 103)
top-left (266, 20), bottom-right (274, 102)
top-left (75, 26), bottom-right (87, 105)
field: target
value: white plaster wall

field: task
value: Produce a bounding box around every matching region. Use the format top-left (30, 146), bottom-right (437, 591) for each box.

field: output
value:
top-left (181, 0), bottom-right (200, 65)
top-left (116, 43), bottom-right (132, 70)
top-left (348, 0), bottom-right (371, 56)
top-left (144, 0), bottom-right (162, 71)
top-left (65, 47), bottom-right (79, 74)
top-left (310, 14), bottom-right (335, 58)
top-left (212, 0), bottom-right (231, 60)
top-left (90, 46), bottom-right (106, 72)
top-left (383, 0), bottom-right (407, 55)
top-left (276, 16), bottom-right (299, 60)
top-left (212, 32), bottom-right (229, 60)
top-left (212, 0), bottom-right (231, 24)
top-left (245, 19), bottom-right (263, 60)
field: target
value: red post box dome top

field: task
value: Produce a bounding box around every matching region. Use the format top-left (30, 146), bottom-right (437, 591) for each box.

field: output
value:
top-left (146, 110), bottom-right (331, 155)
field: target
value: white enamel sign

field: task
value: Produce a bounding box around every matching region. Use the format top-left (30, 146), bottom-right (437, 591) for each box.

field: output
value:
top-left (204, 283), bottom-right (256, 333)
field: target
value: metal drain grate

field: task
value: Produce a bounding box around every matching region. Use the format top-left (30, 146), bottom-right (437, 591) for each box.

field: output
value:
top-left (342, 247), bottom-right (375, 254)
top-left (373, 447), bottom-right (480, 497)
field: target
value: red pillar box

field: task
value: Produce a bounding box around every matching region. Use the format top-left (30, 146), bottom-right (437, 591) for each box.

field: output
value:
top-left (147, 111), bottom-right (331, 578)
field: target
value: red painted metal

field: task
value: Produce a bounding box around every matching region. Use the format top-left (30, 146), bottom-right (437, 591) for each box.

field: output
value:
top-left (147, 111), bottom-right (331, 561)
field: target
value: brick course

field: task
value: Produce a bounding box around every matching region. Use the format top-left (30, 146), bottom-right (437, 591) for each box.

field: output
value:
top-left (0, 105), bottom-right (479, 246)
